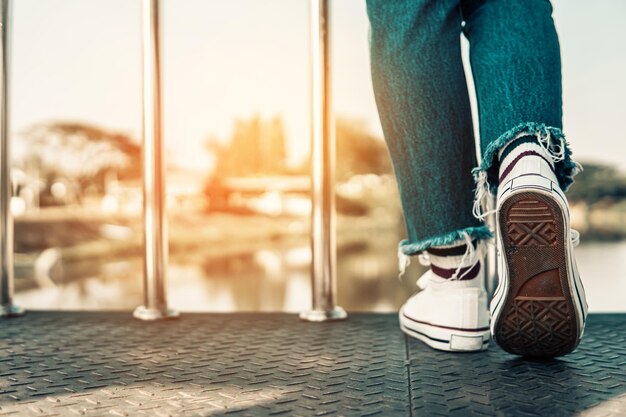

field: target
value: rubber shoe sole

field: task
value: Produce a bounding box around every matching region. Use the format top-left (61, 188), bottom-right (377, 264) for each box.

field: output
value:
top-left (493, 191), bottom-right (582, 357)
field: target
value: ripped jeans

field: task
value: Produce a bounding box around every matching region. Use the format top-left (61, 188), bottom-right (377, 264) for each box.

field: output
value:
top-left (366, 0), bottom-right (580, 257)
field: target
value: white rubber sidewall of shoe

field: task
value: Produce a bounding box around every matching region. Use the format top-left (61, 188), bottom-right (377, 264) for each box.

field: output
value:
top-left (400, 309), bottom-right (490, 352)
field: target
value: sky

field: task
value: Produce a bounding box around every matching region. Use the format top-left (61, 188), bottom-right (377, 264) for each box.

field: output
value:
top-left (10, 0), bottom-right (626, 173)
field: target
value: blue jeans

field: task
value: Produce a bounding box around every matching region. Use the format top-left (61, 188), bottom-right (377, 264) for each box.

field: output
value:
top-left (366, 0), bottom-right (580, 256)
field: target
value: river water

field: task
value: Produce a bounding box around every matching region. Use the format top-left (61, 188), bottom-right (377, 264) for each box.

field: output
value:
top-left (14, 234), bottom-right (625, 313)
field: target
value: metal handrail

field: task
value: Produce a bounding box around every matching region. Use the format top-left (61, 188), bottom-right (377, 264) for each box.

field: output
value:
top-left (300, 0), bottom-right (346, 322)
top-left (133, 0), bottom-right (178, 320)
top-left (484, 195), bottom-right (498, 299)
top-left (0, 0), bottom-right (22, 317)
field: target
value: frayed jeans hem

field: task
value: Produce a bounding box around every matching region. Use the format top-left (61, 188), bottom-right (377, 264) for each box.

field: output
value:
top-left (398, 225), bottom-right (493, 256)
top-left (471, 122), bottom-right (582, 220)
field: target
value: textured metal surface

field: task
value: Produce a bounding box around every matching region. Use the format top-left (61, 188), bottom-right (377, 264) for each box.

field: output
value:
top-left (0, 312), bottom-right (408, 416)
top-left (0, 312), bottom-right (624, 416)
top-left (408, 314), bottom-right (626, 417)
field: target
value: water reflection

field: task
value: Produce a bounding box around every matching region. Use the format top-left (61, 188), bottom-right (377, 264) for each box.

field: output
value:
top-left (14, 227), bottom-right (625, 313)
top-left (15, 224), bottom-right (421, 312)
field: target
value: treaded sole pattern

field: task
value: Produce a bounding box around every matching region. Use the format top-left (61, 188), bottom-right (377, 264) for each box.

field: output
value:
top-left (494, 192), bottom-right (580, 357)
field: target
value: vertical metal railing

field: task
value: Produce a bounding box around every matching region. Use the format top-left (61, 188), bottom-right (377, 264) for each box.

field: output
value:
top-left (133, 0), bottom-right (178, 320)
top-left (0, 0), bottom-right (22, 318)
top-left (485, 195), bottom-right (498, 299)
top-left (300, 0), bottom-right (346, 322)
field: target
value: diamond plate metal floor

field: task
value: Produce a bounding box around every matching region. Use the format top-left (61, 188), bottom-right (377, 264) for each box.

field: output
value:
top-left (0, 312), bottom-right (624, 417)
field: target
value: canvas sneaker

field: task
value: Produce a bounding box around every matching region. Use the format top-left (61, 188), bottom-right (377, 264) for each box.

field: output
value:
top-left (399, 249), bottom-right (491, 352)
top-left (490, 163), bottom-right (588, 357)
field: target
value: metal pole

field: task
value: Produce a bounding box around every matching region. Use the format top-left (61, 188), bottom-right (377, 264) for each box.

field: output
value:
top-left (485, 194), bottom-right (498, 299)
top-left (134, 0), bottom-right (178, 320)
top-left (0, 0), bottom-right (22, 318)
top-left (300, 0), bottom-right (346, 322)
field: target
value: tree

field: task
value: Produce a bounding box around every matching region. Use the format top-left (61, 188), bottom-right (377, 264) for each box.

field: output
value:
top-left (566, 162), bottom-right (626, 204)
top-left (17, 121), bottom-right (141, 201)
top-left (207, 115), bottom-right (288, 178)
top-left (335, 117), bottom-right (392, 180)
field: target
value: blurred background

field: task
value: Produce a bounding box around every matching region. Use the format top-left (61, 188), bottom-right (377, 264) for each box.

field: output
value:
top-left (10, 0), bottom-right (626, 313)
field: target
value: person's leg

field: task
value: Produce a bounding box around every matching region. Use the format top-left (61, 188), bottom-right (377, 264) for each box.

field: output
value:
top-left (366, 0), bottom-right (491, 262)
top-left (367, 0), bottom-right (491, 352)
top-left (462, 0), bottom-right (587, 357)
top-left (461, 0), bottom-right (578, 206)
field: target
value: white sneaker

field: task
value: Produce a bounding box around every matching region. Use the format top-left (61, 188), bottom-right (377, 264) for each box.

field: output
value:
top-left (491, 165), bottom-right (588, 357)
top-left (400, 260), bottom-right (491, 352)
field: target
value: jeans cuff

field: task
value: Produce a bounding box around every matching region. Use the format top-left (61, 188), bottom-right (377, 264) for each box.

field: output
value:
top-left (398, 225), bottom-right (493, 256)
top-left (471, 122), bottom-right (582, 220)
top-left (396, 225), bottom-right (493, 278)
